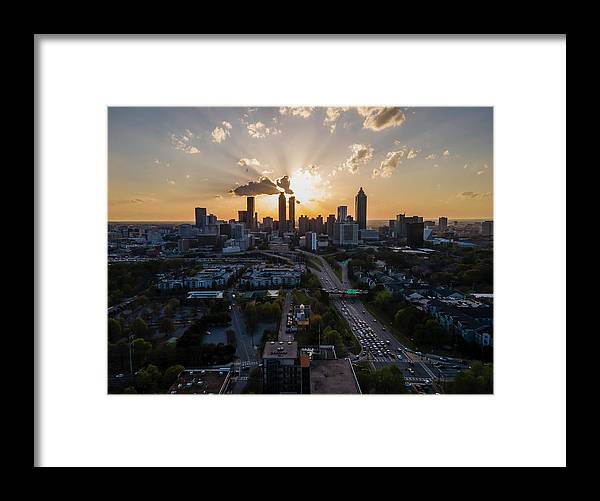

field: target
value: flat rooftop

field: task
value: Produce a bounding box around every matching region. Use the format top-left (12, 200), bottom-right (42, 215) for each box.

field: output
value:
top-left (310, 359), bottom-right (361, 394)
top-left (263, 341), bottom-right (298, 359)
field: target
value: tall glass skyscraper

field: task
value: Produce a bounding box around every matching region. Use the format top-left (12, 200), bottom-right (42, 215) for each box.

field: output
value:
top-left (278, 192), bottom-right (287, 235)
top-left (355, 187), bottom-right (367, 230)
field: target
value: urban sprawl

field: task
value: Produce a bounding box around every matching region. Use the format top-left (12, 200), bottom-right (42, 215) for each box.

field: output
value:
top-left (108, 187), bottom-right (493, 394)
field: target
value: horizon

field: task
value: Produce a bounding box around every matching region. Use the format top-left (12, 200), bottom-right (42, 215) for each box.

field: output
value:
top-left (108, 107), bottom-right (493, 221)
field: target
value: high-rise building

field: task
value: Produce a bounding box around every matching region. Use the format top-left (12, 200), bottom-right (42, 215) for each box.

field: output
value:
top-left (262, 216), bottom-right (274, 230)
top-left (406, 222), bottom-right (424, 248)
top-left (288, 196), bottom-right (296, 230)
top-left (315, 214), bottom-right (324, 234)
top-left (439, 217), bottom-right (448, 230)
top-left (195, 207), bottom-right (207, 229)
top-left (482, 220), bottom-right (493, 236)
top-left (355, 187), bottom-right (367, 230)
top-left (326, 214), bottom-right (336, 239)
top-left (207, 214), bottom-right (217, 225)
top-left (305, 231), bottom-right (317, 252)
top-left (298, 215), bottom-right (309, 235)
top-left (333, 222), bottom-right (359, 247)
top-left (246, 197), bottom-right (255, 230)
top-left (238, 210), bottom-right (247, 225)
top-left (278, 192), bottom-right (287, 235)
top-left (337, 206), bottom-right (348, 223)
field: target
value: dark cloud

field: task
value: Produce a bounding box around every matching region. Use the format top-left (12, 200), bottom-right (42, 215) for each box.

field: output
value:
top-left (230, 177), bottom-right (281, 196)
top-left (276, 175), bottom-right (294, 194)
top-left (358, 107), bottom-right (407, 131)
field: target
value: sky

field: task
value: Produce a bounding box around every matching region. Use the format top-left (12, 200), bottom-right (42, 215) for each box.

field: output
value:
top-left (108, 107), bottom-right (493, 222)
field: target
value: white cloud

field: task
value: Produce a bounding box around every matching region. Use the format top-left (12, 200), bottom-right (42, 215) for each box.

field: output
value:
top-left (238, 158), bottom-right (261, 168)
top-left (246, 121), bottom-right (281, 139)
top-left (211, 121), bottom-right (233, 143)
top-left (279, 106), bottom-right (315, 118)
top-left (357, 107), bottom-right (406, 131)
top-left (442, 149), bottom-right (450, 157)
top-left (373, 150), bottom-right (404, 178)
top-left (426, 154), bottom-right (438, 160)
top-left (458, 191), bottom-right (491, 199)
top-left (323, 107), bottom-right (350, 133)
top-left (167, 179), bottom-right (176, 185)
top-left (342, 143), bottom-right (374, 174)
top-left (170, 133), bottom-right (200, 154)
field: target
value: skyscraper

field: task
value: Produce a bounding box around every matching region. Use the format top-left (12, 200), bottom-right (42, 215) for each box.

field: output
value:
top-left (288, 196), bottom-right (296, 230)
top-left (326, 214), bottom-right (336, 239)
top-left (238, 210), bottom-right (247, 225)
top-left (439, 217), bottom-right (448, 230)
top-left (298, 215), bottom-right (309, 235)
top-left (246, 197), bottom-right (255, 230)
top-left (195, 207), bottom-right (207, 229)
top-left (482, 220), bottom-right (493, 236)
top-left (278, 192), bottom-right (287, 235)
top-left (337, 206), bottom-right (347, 223)
top-left (355, 187), bottom-right (367, 230)
top-left (406, 222), bottom-right (424, 248)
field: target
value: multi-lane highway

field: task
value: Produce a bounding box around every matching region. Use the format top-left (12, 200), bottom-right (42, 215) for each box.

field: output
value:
top-left (296, 249), bottom-right (471, 391)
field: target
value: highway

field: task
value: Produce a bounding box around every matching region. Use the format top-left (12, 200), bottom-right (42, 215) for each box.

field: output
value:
top-left (295, 249), bottom-right (470, 391)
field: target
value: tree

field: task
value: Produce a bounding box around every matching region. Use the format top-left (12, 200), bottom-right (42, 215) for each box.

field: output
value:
top-left (162, 364), bottom-right (185, 389)
top-left (244, 303), bottom-right (257, 334)
top-left (123, 386), bottom-right (138, 394)
top-left (159, 317), bottom-right (175, 335)
top-left (243, 367), bottom-right (262, 394)
top-left (448, 362), bottom-right (493, 394)
top-left (372, 365), bottom-right (406, 394)
top-left (394, 307), bottom-right (421, 336)
top-left (134, 364), bottom-right (163, 393)
top-left (108, 318), bottom-right (122, 343)
top-left (131, 318), bottom-right (150, 339)
top-left (131, 338), bottom-right (152, 369)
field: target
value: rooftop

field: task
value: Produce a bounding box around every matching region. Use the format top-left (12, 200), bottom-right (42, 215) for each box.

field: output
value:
top-left (310, 359), bottom-right (361, 394)
top-left (263, 341), bottom-right (299, 360)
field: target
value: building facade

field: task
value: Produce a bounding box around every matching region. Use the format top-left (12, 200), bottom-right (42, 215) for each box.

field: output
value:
top-left (355, 187), bottom-right (367, 230)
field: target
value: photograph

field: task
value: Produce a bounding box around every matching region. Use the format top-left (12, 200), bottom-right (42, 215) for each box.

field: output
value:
top-left (107, 106), bottom-right (494, 395)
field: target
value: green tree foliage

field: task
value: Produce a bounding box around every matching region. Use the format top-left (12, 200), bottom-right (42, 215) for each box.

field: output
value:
top-left (123, 386), bottom-right (138, 394)
top-left (447, 362), bottom-right (493, 394)
top-left (162, 364), bottom-right (185, 389)
top-left (394, 307), bottom-right (422, 336)
top-left (134, 364), bottom-right (163, 394)
top-left (354, 363), bottom-right (407, 394)
top-left (131, 338), bottom-right (152, 369)
top-left (243, 367), bottom-right (263, 394)
top-left (131, 318), bottom-right (150, 339)
top-left (413, 319), bottom-right (448, 349)
top-left (108, 317), bottom-right (122, 343)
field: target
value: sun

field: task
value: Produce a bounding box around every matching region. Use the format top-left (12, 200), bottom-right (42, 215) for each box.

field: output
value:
top-left (289, 168), bottom-right (331, 216)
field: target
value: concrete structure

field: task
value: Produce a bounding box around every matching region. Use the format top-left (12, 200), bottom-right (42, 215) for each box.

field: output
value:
top-left (194, 207), bottom-right (207, 229)
top-left (288, 196), bottom-right (296, 230)
top-left (278, 192), bottom-right (287, 236)
top-left (168, 367), bottom-right (232, 394)
top-left (333, 222), bottom-right (359, 247)
top-left (262, 341), bottom-right (304, 394)
top-left (246, 197), bottom-right (255, 230)
top-left (355, 187), bottom-right (367, 230)
top-left (305, 231), bottom-right (317, 251)
top-left (439, 216), bottom-right (448, 230)
top-left (326, 214), bottom-right (336, 239)
top-left (359, 228), bottom-right (379, 241)
top-left (337, 205), bottom-right (348, 223)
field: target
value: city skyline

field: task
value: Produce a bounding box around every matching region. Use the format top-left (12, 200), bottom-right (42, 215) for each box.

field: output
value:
top-left (108, 107), bottom-right (493, 221)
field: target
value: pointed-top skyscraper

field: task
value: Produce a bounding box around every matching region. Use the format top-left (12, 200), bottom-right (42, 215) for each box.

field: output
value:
top-left (278, 192), bottom-right (287, 235)
top-left (355, 187), bottom-right (367, 230)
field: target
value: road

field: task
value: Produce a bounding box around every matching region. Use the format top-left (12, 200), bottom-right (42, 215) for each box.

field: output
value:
top-left (227, 291), bottom-right (258, 364)
top-left (278, 290), bottom-right (293, 342)
top-left (295, 249), bottom-right (469, 392)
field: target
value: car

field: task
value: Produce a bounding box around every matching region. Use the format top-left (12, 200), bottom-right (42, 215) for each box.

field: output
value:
top-left (382, 327), bottom-right (386, 331)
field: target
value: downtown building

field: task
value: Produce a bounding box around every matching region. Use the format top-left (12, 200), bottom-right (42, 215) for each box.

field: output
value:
top-left (278, 192), bottom-right (287, 235)
top-left (333, 221), bottom-right (359, 247)
top-left (354, 187), bottom-right (367, 230)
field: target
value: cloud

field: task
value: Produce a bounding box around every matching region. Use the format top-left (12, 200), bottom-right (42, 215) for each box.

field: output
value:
top-left (211, 121), bottom-right (232, 143)
top-left (110, 198), bottom-right (148, 205)
top-left (166, 179), bottom-right (176, 185)
top-left (442, 149), bottom-right (450, 157)
top-left (262, 169), bottom-right (274, 175)
top-left (279, 106), bottom-right (315, 118)
top-left (230, 177), bottom-right (281, 196)
top-left (276, 175), bottom-right (294, 194)
top-left (238, 158), bottom-right (261, 168)
top-left (426, 154), bottom-right (438, 160)
top-left (170, 132), bottom-right (200, 154)
top-left (342, 143), bottom-right (374, 174)
top-left (357, 107), bottom-right (406, 131)
top-left (323, 107), bottom-right (350, 133)
top-left (458, 191), bottom-right (492, 199)
top-left (373, 150), bottom-right (404, 178)
top-left (300, 164), bottom-right (320, 175)
top-left (246, 121), bottom-right (281, 139)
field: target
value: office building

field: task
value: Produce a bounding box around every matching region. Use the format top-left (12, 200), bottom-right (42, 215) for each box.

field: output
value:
top-left (278, 192), bottom-right (287, 235)
top-left (262, 216), bottom-right (274, 230)
top-left (359, 229), bottom-right (379, 241)
top-left (355, 187), bottom-right (367, 230)
top-left (194, 207), bottom-right (207, 229)
top-left (238, 210), bottom-right (247, 225)
top-left (333, 222), bottom-right (359, 247)
top-left (263, 341), bottom-right (305, 394)
top-left (298, 215), bottom-right (309, 235)
top-left (305, 231), bottom-right (317, 252)
top-left (326, 214), bottom-right (336, 239)
top-left (288, 196), bottom-right (296, 230)
top-left (407, 222), bottom-right (424, 248)
top-left (337, 206), bottom-right (348, 223)
top-left (439, 217), bottom-right (448, 230)
top-left (315, 214), bottom-right (324, 234)
top-left (482, 220), bottom-right (493, 236)
top-left (246, 197), bottom-right (255, 230)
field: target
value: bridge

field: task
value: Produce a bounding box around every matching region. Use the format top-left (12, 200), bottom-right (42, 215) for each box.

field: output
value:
top-left (323, 288), bottom-right (368, 298)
